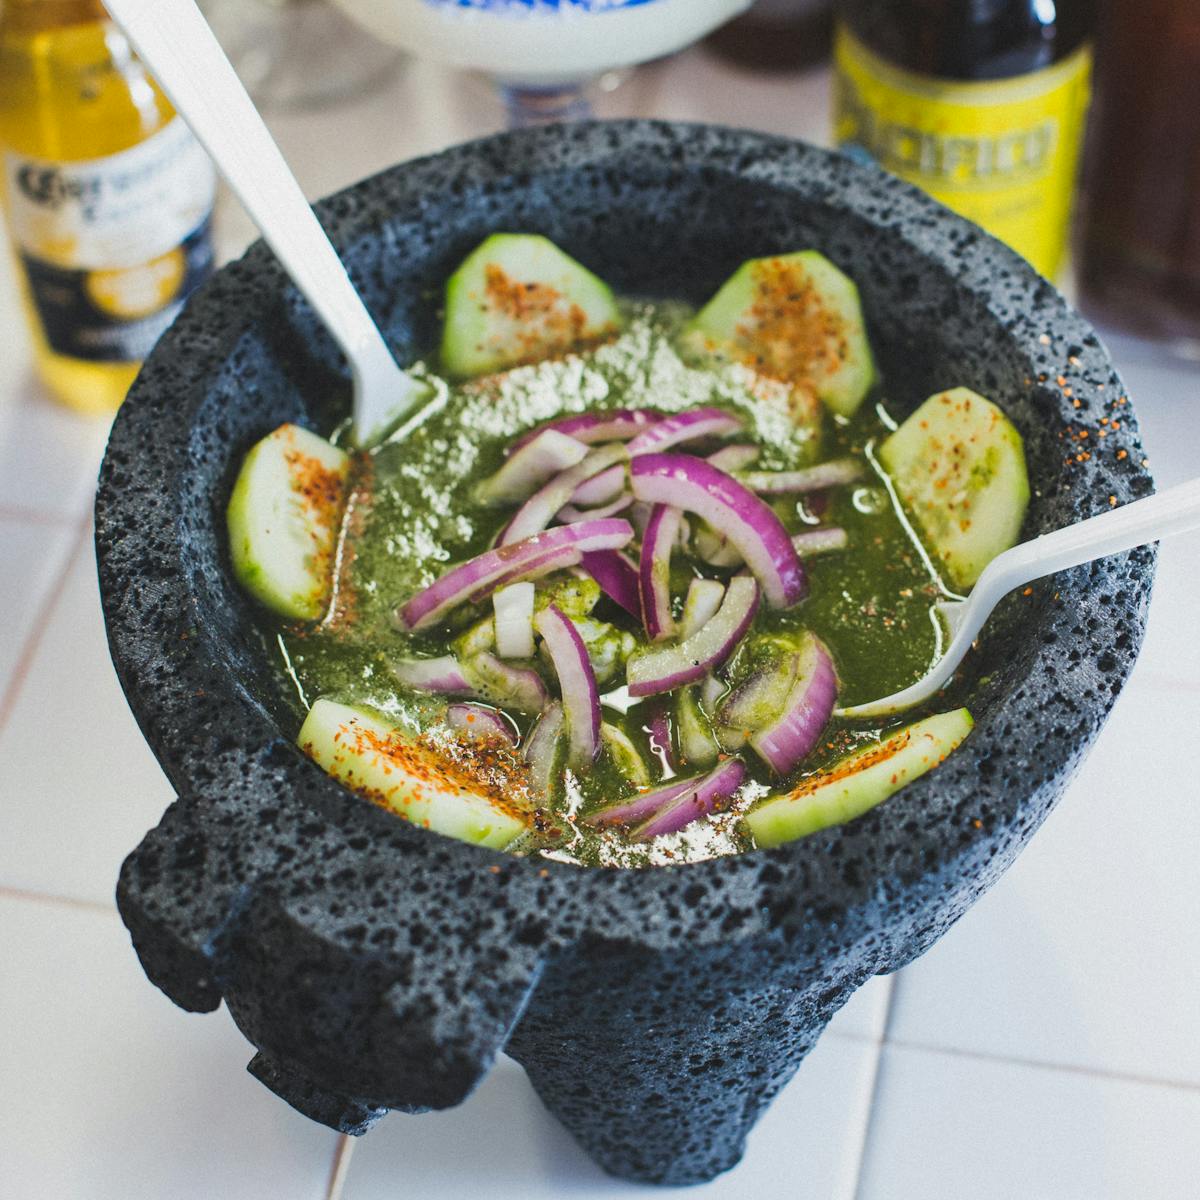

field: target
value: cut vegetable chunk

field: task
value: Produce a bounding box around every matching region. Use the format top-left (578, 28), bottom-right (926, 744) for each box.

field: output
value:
top-left (441, 233), bottom-right (622, 379)
top-left (682, 250), bottom-right (876, 417)
top-left (227, 423), bottom-right (349, 620)
top-left (879, 387), bottom-right (1029, 589)
top-left (745, 709), bottom-right (974, 847)
top-left (299, 699), bottom-right (527, 849)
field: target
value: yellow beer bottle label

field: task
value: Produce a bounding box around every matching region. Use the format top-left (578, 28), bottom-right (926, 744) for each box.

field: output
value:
top-left (833, 24), bottom-right (1091, 279)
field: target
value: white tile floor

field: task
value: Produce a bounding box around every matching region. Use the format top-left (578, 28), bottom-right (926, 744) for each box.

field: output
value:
top-left (1, 42), bottom-right (1199, 1200)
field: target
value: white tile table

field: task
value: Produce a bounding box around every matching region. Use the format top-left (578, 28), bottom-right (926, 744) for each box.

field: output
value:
top-left (1, 41), bottom-right (1197, 1200)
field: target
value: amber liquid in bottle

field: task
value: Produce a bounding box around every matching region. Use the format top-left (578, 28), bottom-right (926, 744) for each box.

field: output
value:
top-left (834, 0), bottom-right (1096, 278)
top-left (0, 0), bottom-right (214, 414)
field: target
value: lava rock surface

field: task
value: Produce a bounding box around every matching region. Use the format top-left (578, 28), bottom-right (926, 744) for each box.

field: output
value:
top-left (95, 121), bottom-right (1155, 1186)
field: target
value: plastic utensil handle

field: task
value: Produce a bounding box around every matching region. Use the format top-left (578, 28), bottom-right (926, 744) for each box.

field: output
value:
top-left (102, 0), bottom-right (399, 393)
top-left (981, 476), bottom-right (1200, 600)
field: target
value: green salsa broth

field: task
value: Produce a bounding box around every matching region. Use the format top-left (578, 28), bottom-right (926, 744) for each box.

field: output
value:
top-left (274, 304), bottom-right (954, 868)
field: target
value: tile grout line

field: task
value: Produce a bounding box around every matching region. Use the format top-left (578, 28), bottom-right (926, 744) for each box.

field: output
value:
top-left (0, 512), bottom-right (92, 737)
top-left (845, 973), bottom-right (901, 1200)
top-left (325, 1134), bottom-right (357, 1200)
top-left (0, 885), bottom-right (115, 917)
top-left (884, 1035), bottom-right (1200, 1097)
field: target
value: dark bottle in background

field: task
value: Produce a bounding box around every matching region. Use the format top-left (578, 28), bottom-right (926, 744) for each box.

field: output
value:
top-left (705, 0), bottom-right (834, 72)
top-left (1076, 1), bottom-right (1200, 347)
top-left (833, 0), bottom-right (1096, 279)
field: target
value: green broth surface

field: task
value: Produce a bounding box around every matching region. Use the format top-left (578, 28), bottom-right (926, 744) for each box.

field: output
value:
top-left (272, 304), bottom-right (955, 867)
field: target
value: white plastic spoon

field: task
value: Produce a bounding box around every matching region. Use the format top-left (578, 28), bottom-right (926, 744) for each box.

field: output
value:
top-left (102, 0), bottom-right (428, 448)
top-left (837, 476), bottom-right (1200, 719)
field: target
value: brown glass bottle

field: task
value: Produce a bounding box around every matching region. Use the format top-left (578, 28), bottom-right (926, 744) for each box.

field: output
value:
top-left (833, 0), bottom-right (1096, 278)
top-left (1076, 1), bottom-right (1200, 346)
top-left (705, 1), bottom-right (834, 72)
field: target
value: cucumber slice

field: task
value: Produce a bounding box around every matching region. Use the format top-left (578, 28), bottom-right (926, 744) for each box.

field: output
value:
top-left (441, 233), bottom-right (622, 379)
top-left (745, 709), bottom-right (974, 848)
top-left (682, 250), bottom-right (877, 417)
top-left (226, 423), bottom-right (349, 620)
top-left (298, 698), bottom-right (528, 850)
top-left (879, 387), bottom-right (1029, 590)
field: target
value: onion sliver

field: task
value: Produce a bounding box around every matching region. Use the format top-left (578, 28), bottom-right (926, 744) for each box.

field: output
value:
top-left (535, 604), bottom-right (601, 770)
top-left (646, 706), bottom-right (675, 774)
top-left (639, 503), bottom-right (681, 641)
top-left (680, 577), bottom-right (725, 640)
top-left (736, 458), bottom-right (864, 495)
top-left (580, 549), bottom-right (641, 619)
top-left (792, 527), bottom-right (848, 556)
top-left (750, 634), bottom-right (838, 775)
top-left (557, 493), bottom-right (633, 523)
top-left (632, 757), bottom-right (747, 841)
top-left (707, 443), bottom-right (759, 472)
top-left (493, 582), bottom-right (535, 659)
top-left (571, 463), bottom-right (626, 507)
top-left (462, 652), bottom-right (548, 715)
top-left (510, 409), bottom-right (660, 455)
top-left (476, 430), bottom-right (588, 506)
top-left (715, 652), bottom-right (799, 749)
top-left (446, 703), bottom-right (517, 744)
top-left (395, 518), bottom-right (633, 631)
top-left (626, 574), bottom-right (760, 697)
top-left (583, 774), bottom-right (698, 828)
top-left (391, 655), bottom-right (472, 695)
top-left (626, 406), bottom-right (743, 456)
top-left (600, 722), bottom-right (651, 786)
top-left (631, 454), bottom-right (805, 608)
top-left (502, 444), bottom-right (629, 545)
top-left (524, 702), bottom-right (564, 801)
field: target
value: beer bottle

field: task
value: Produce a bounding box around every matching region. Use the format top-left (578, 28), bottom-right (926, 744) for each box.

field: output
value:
top-left (833, 0), bottom-right (1096, 279)
top-left (0, 0), bottom-right (216, 414)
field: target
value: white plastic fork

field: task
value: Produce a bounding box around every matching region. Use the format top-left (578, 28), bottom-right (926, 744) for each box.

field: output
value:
top-left (102, 0), bottom-right (429, 448)
top-left (837, 476), bottom-right (1200, 719)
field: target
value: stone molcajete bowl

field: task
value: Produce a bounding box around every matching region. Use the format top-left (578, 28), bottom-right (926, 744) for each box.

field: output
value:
top-left (95, 121), bottom-right (1155, 1186)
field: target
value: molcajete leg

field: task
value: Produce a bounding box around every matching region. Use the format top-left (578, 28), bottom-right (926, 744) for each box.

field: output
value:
top-left (506, 942), bottom-right (864, 1186)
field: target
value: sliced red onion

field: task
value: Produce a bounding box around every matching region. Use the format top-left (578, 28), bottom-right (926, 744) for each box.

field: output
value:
top-left (571, 463), bottom-right (626, 507)
top-left (646, 706), bottom-right (675, 775)
top-left (446, 702), bottom-right (518, 744)
top-left (700, 672), bottom-right (726, 715)
top-left (580, 549), bottom-right (641, 619)
top-left (524, 702), bottom-right (563, 801)
top-left (476, 430), bottom-right (588, 506)
top-left (583, 773), bottom-right (698, 828)
top-left (693, 522), bottom-right (744, 569)
top-left (639, 504), bottom-right (681, 641)
top-left (626, 406), bottom-right (744, 456)
top-left (391, 654), bottom-right (472, 695)
top-left (509, 409), bottom-right (661, 455)
top-left (534, 604), bottom-right (601, 770)
top-left (715, 652), bottom-right (800, 750)
top-left (557, 493), bottom-right (633, 523)
top-left (679, 578), bottom-right (725, 640)
top-left (462, 652), bottom-right (548, 715)
top-left (631, 454), bottom-right (805, 609)
top-left (630, 501), bottom-right (653, 538)
top-left (792, 527), bottom-right (848, 556)
top-left (395, 518), bottom-right (633, 631)
top-left (632, 757), bottom-right (747, 840)
top-left (750, 635), bottom-right (838, 775)
top-left (736, 458), bottom-right (865, 495)
top-left (627, 574), bottom-right (760, 697)
top-left (493, 582), bottom-right (535, 659)
top-left (502, 444), bottom-right (629, 545)
top-left (707, 443), bottom-right (760, 472)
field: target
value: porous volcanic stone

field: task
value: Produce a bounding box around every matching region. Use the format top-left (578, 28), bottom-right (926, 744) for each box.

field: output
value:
top-left (95, 121), bottom-right (1155, 1186)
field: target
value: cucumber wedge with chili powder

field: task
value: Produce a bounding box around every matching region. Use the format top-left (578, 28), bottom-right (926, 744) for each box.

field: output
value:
top-left (681, 250), bottom-right (877, 418)
top-left (299, 699), bottom-right (528, 850)
top-left (440, 233), bottom-right (622, 379)
top-left (744, 708), bottom-right (973, 848)
top-left (879, 387), bottom-right (1029, 590)
top-left (226, 423), bottom-right (349, 621)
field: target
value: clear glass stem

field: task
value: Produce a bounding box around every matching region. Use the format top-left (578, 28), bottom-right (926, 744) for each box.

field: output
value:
top-left (498, 80), bottom-right (592, 127)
